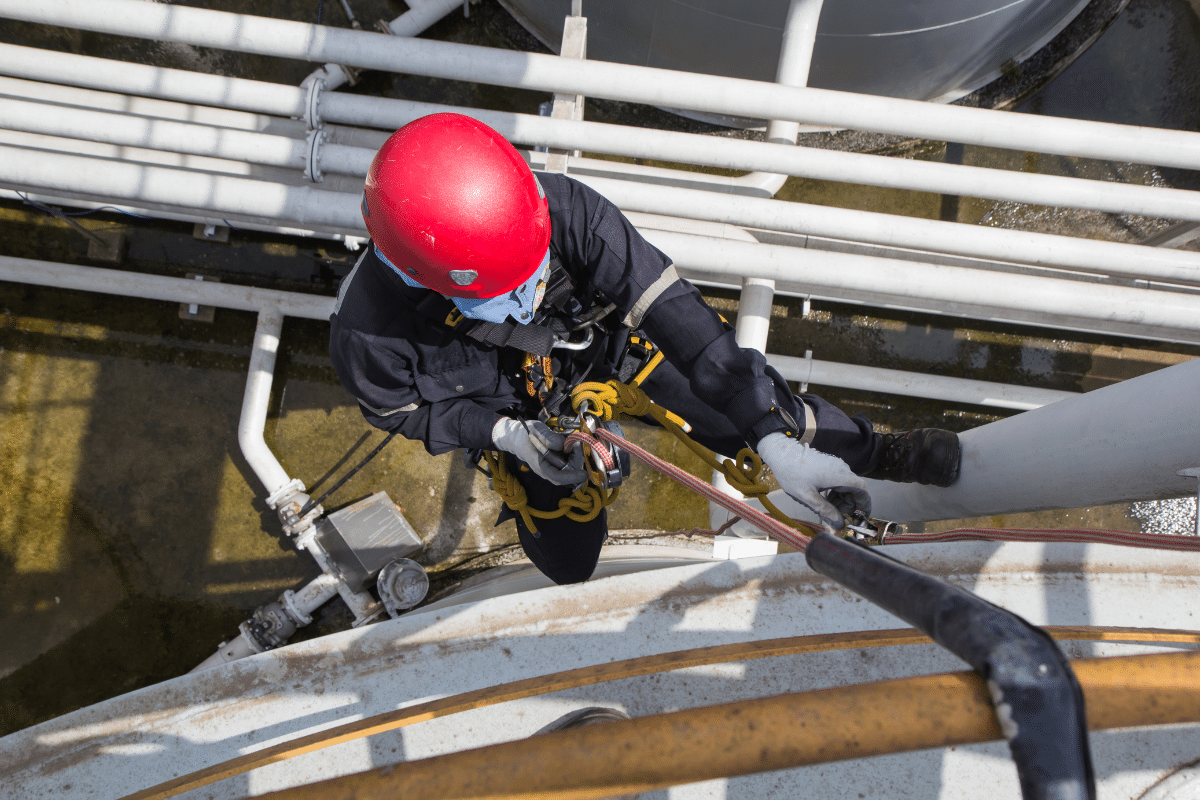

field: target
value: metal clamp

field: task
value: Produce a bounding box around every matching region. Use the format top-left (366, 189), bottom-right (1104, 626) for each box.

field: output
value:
top-left (304, 128), bottom-right (327, 183)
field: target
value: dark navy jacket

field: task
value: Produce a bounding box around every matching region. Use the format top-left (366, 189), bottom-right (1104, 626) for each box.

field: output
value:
top-left (329, 173), bottom-right (783, 455)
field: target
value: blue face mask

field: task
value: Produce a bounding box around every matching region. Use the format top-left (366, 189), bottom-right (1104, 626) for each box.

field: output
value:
top-left (380, 246), bottom-right (550, 325)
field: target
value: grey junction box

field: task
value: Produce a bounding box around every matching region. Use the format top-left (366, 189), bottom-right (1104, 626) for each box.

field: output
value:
top-left (313, 492), bottom-right (423, 593)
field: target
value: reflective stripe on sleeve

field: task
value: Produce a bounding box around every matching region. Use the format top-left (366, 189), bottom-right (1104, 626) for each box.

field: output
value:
top-left (800, 402), bottom-right (817, 446)
top-left (333, 248), bottom-right (370, 315)
top-left (622, 265), bottom-right (679, 328)
top-left (358, 398), bottom-right (420, 417)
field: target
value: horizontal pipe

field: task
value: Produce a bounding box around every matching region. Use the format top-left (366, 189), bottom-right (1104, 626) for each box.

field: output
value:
top-left (0, 97), bottom-right (373, 178)
top-left (320, 93), bottom-right (1200, 223)
top-left (0, 42), bottom-right (308, 118)
top-left (868, 357), bottom-right (1200, 522)
top-left (0, 255), bottom-right (333, 320)
top-left (6, 145), bottom-right (1199, 342)
top-left (0, 144), bottom-right (363, 231)
top-left (0, 73), bottom-right (299, 135)
top-left (768, 354), bottom-right (1077, 411)
top-left (6, 91), bottom-right (1199, 286)
top-left (579, 175), bottom-right (1200, 287)
top-left (5, 189), bottom-right (367, 245)
top-left (7, 0), bottom-right (1200, 172)
top-left (265, 651), bottom-right (1200, 800)
top-left (0, 256), bottom-right (1090, 414)
top-left (648, 229), bottom-right (1200, 342)
top-left (9, 45), bottom-right (1200, 222)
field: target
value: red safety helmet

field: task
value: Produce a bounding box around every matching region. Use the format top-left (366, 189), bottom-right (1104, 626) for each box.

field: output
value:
top-left (362, 113), bottom-right (550, 299)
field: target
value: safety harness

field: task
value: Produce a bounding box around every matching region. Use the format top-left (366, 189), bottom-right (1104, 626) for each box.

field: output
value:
top-left (484, 378), bottom-right (825, 542)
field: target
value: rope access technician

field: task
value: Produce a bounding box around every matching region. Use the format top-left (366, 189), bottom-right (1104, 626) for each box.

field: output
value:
top-left (330, 113), bottom-right (962, 585)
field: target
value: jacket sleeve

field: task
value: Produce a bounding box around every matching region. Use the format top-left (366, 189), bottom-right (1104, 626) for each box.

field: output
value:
top-left (329, 321), bottom-right (500, 455)
top-left (555, 176), bottom-right (785, 444)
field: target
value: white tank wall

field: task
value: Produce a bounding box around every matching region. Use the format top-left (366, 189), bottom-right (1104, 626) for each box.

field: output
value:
top-left (4, 543), bottom-right (1200, 799)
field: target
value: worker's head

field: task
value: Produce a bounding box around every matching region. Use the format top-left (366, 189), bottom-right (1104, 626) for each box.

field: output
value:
top-left (362, 113), bottom-right (551, 324)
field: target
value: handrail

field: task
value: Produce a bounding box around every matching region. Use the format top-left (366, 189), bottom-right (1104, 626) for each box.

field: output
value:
top-left (256, 650), bottom-right (1200, 800)
top-left (121, 626), bottom-right (1200, 800)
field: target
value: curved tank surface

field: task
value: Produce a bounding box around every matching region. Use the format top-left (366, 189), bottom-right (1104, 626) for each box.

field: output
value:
top-left (500, 0), bottom-right (1103, 104)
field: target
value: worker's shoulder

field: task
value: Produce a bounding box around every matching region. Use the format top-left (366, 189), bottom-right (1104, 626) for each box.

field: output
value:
top-left (332, 248), bottom-right (416, 334)
top-left (535, 171), bottom-right (603, 209)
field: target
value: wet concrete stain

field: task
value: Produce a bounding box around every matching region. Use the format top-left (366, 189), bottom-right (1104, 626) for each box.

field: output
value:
top-left (1, 0), bottom-right (1199, 738)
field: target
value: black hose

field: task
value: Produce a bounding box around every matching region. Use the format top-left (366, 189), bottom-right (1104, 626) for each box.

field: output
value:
top-left (298, 431), bottom-right (396, 519)
top-left (805, 533), bottom-right (1095, 800)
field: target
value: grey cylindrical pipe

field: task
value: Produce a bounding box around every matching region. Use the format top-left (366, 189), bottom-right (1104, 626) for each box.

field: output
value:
top-left (867, 358), bottom-right (1200, 523)
top-left (9, 42), bottom-right (1200, 222)
top-left (741, 0), bottom-right (824, 195)
top-left (8, 0), bottom-right (1200, 170)
top-left (645, 229), bottom-right (1200, 342)
top-left (239, 307), bottom-right (292, 497)
top-left (0, 143), bottom-right (364, 231)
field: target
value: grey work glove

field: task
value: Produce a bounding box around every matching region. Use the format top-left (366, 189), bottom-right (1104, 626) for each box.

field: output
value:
top-left (756, 432), bottom-right (872, 530)
top-left (491, 418), bottom-right (588, 487)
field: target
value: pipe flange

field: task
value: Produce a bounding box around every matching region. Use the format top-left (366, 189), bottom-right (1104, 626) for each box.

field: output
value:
top-left (280, 588), bottom-right (314, 626)
top-left (304, 129), bottom-right (327, 183)
top-left (266, 478), bottom-right (306, 510)
top-left (303, 76), bottom-right (325, 130)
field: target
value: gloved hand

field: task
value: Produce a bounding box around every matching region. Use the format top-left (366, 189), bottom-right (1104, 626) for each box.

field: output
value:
top-left (756, 432), bottom-right (872, 530)
top-left (492, 418), bottom-right (588, 487)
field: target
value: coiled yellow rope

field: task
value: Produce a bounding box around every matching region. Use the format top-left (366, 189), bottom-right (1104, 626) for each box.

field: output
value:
top-left (481, 449), bottom-right (618, 534)
top-left (570, 380), bottom-right (816, 536)
top-left (484, 379), bottom-right (817, 537)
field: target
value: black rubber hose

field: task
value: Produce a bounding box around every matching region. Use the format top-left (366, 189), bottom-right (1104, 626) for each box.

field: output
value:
top-left (805, 532), bottom-right (1095, 800)
top-left (298, 432), bottom-right (396, 519)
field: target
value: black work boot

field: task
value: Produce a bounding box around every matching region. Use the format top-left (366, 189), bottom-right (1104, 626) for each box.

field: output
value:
top-left (863, 429), bottom-right (962, 487)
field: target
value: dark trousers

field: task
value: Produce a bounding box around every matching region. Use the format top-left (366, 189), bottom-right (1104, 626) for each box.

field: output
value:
top-left (499, 359), bottom-right (877, 584)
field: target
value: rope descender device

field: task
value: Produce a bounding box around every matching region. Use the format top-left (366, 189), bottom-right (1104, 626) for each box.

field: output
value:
top-left (562, 399), bottom-right (628, 492)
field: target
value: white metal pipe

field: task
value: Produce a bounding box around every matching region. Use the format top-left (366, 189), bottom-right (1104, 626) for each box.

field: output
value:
top-left (0, 256), bottom-right (1095, 415)
top-left (645, 229), bottom-right (1200, 342)
top-left (0, 144), bottom-right (364, 232)
top-left (13, 74), bottom-right (1196, 285)
top-left (579, 175), bottom-right (1200, 286)
top-left (9, 45), bottom-right (1200, 223)
top-left (867, 358), bottom-right (1200, 522)
top-left (0, 97), bottom-right (373, 177)
top-left (317, 94), bottom-right (1200, 223)
top-left (743, 0), bottom-right (823, 195)
top-left (190, 573), bottom-right (341, 672)
top-left (0, 43), bottom-right (307, 118)
top-left (301, 0), bottom-right (461, 93)
top-left (768, 354), bottom-right (1078, 411)
top-left (0, 255), bottom-right (334, 320)
top-left (0, 74), bottom-right (300, 135)
top-left (734, 278), bottom-right (776, 352)
top-left (9, 0), bottom-right (1200, 172)
top-left (383, 0), bottom-right (462, 36)
top-left (5, 189), bottom-right (367, 248)
top-left (240, 307), bottom-right (291, 496)
top-left (7, 142), bottom-right (1200, 342)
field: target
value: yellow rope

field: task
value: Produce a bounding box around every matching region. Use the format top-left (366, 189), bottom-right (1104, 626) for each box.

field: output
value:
top-left (482, 449), bottom-right (619, 535)
top-left (483, 378), bottom-right (814, 537)
top-left (570, 380), bottom-right (816, 536)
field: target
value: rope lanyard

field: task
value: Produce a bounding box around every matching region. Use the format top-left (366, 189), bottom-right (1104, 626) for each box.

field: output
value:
top-left (485, 379), bottom-right (1197, 556)
top-left (483, 378), bottom-right (823, 546)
